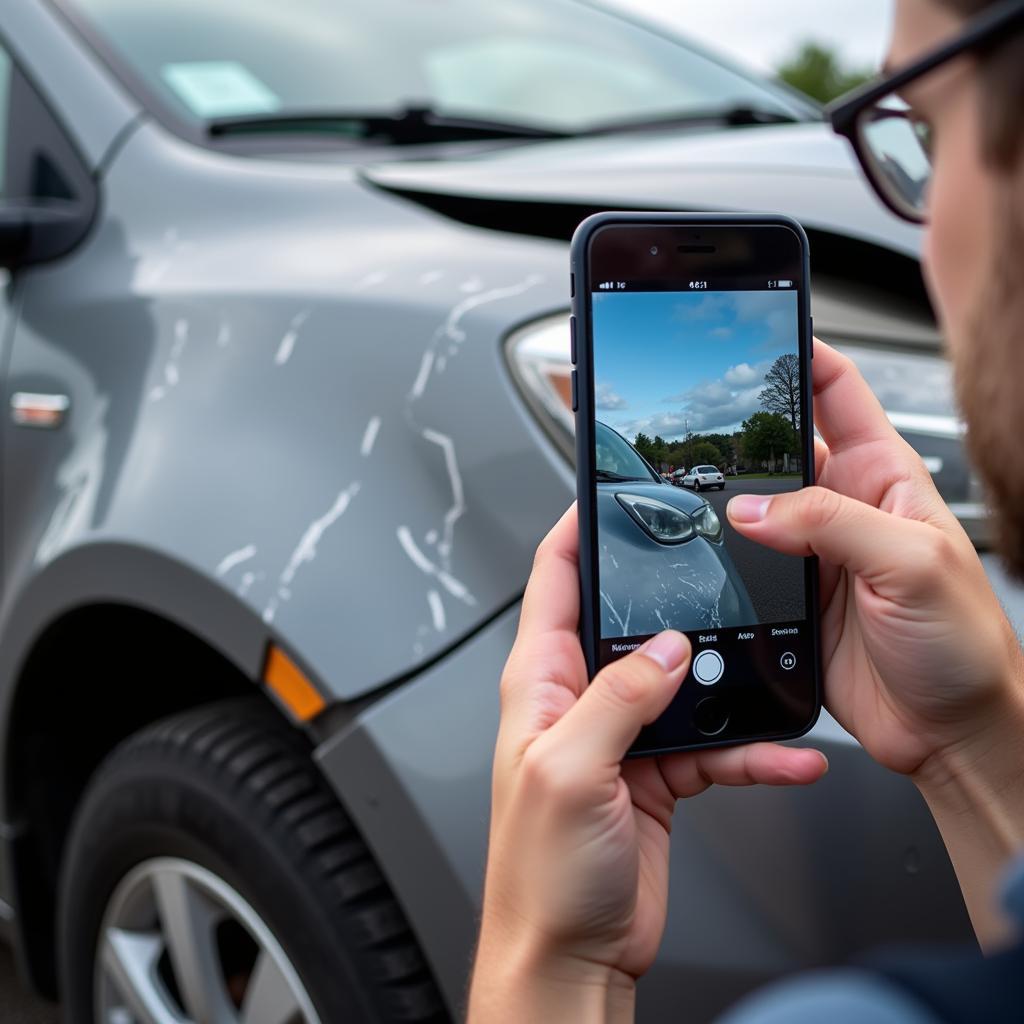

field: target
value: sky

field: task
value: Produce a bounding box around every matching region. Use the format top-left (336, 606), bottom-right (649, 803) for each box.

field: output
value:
top-left (602, 0), bottom-right (893, 76)
top-left (593, 289), bottom-right (799, 441)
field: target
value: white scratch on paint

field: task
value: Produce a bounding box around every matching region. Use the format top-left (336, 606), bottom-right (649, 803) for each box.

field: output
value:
top-left (275, 310), bottom-right (310, 366)
top-left (360, 416), bottom-right (381, 457)
top-left (427, 589), bottom-right (446, 631)
top-left (396, 525), bottom-right (476, 606)
top-left (216, 543), bottom-right (256, 577)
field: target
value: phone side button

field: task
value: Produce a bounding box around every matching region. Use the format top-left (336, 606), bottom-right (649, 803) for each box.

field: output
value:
top-left (570, 369), bottom-right (578, 411)
top-left (570, 315), bottom-right (578, 364)
top-left (693, 695), bottom-right (730, 736)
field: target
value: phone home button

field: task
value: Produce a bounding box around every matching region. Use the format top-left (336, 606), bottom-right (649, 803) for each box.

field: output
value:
top-left (693, 696), bottom-right (730, 737)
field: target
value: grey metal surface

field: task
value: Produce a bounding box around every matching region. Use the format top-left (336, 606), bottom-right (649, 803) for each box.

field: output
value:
top-left (364, 122), bottom-right (925, 258)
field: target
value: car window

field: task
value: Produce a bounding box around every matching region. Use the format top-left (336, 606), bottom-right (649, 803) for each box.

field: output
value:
top-left (595, 422), bottom-right (659, 482)
top-left (56, 0), bottom-right (812, 135)
top-left (0, 44), bottom-right (11, 197)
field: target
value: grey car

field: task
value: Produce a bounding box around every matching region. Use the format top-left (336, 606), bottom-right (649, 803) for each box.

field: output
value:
top-left (0, 1), bottom-right (1004, 1022)
top-left (596, 422), bottom-right (755, 637)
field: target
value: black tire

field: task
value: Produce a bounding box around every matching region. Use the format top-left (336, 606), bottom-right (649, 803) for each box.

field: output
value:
top-left (694, 480), bottom-right (701, 492)
top-left (718, 484), bottom-right (726, 490)
top-left (58, 697), bottom-right (448, 1024)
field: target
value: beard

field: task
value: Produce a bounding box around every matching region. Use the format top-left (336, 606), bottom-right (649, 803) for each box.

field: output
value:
top-left (951, 186), bottom-right (1024, 579)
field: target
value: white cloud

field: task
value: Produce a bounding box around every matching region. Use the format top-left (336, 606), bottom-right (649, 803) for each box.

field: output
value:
top-left (723, 361), bottom-right (761, 386)
top-left (595, 380), bottom-right (628, 410)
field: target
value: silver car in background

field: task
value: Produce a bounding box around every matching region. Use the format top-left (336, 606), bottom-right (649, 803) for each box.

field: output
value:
top-left (1, 1), bottom-right (1011, 1021)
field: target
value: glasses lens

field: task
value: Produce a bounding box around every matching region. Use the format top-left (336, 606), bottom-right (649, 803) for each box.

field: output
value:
top-left (858, 99), bottom-right (931, 221)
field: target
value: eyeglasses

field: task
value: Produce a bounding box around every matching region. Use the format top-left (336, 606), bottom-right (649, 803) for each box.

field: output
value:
top-left (827, 0), bottom-right (1024, 224)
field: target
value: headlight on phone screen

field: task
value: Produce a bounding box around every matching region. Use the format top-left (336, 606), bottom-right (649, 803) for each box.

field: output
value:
top-left (615, 493), bottom-right (696, 543)
top-left (693, 503), bottom-right (723, 541)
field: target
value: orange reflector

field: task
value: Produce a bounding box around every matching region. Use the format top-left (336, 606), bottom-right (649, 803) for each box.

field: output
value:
top-left (263, 645), bottom-right (326, 722)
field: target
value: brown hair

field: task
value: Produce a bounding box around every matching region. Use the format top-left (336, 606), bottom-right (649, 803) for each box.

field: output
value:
top-left (936, 0), bottom-right (1024, 167)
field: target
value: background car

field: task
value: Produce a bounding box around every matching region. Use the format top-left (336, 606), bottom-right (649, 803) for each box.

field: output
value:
top-left (683, 465), bottom-right (727, 491)
top-left (0, 1), bottom-right (1013, 1022)
top-left (596, 422), bottom-right (755, 635)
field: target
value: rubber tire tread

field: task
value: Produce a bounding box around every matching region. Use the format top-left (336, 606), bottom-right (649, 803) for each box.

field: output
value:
top-left (57, 696), bottom-right (449, 1023)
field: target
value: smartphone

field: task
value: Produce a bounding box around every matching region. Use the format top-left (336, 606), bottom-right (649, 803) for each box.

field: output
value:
top-left (571, 212), bottom-right (821, 755)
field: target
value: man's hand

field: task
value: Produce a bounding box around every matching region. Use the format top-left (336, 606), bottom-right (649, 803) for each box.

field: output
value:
top-left (727, 338), bottom-right (1024, 946)
top-left (468, 506), bottom-right (828, 1023)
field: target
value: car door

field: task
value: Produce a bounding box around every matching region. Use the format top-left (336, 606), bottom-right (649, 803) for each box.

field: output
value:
top-left (0, 26), bottom-right (102, 608)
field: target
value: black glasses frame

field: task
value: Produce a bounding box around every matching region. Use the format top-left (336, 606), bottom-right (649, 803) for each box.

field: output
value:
top-left (826, 0), bottom-right (1024, 222)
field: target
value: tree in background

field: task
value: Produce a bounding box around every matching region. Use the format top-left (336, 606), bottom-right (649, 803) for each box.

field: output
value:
top-left (759, 353), bottom-right (801, 431)
top-left (690, 440), bottom-right (723, 467)
top-left (777, 41), bottom-right (871, 104)
top-left (740, 411), bottom-right (797, 473)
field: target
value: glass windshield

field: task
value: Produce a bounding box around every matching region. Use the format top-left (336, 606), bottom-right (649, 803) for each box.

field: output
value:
top-left (57, 0), bottom-right (810, 135)
top-left (596, 422), bottom-right (659, 482)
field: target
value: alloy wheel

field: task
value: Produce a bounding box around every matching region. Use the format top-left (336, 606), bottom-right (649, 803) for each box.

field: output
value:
top-left (95, 856), bottom-right (322, 1024)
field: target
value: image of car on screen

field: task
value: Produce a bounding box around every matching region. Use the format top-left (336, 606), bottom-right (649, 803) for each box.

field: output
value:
top-left (596, 421), bottom-right (756, 638)
top-left (683, 465), bottom-right (726, 491)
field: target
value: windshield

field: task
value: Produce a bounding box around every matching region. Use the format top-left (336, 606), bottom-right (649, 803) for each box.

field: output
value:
top-left (56, 0), bottom-right (810, 137)
top-left (596, 422), bottom-right (659, 482)
top-left (697, 466), bottom-right (719, 473)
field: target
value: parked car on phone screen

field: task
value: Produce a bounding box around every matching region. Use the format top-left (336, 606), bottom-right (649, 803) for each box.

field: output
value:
top-left (683, 464), bottom-right (727, 491)
top-left (0, 1), bottom-right (1009, 1022)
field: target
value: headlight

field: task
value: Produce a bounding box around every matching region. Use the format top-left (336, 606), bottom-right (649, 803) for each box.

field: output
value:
top-left (693, 503), bottom-right (723, 541)
top-left (505, 314), bottom-right (574, 460)
top-left (616, 493), bottom-right (695, 544)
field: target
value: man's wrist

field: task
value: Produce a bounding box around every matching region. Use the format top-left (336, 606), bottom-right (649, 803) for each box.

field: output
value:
top-left (912, 664), bottom-right (1024, 823)
top-left (910, 662), bottom-right (1024, 948)
top-left (469, 924), bottom-right (636, 1024)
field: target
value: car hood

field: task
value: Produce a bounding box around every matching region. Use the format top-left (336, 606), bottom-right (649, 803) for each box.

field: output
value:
top-left (362, 121), bottom-right (924, 258)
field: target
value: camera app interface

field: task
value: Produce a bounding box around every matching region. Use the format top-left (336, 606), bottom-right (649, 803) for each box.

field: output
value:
top-left (592, 283), bottom-right (809, 677)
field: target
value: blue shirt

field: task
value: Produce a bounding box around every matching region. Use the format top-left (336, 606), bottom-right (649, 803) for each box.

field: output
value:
top-left (719, 857), bottom-right (1024, 1024)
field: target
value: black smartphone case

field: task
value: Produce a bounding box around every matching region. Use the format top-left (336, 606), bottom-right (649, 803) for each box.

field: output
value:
top-left (570, 211), bottom-right (822, 755)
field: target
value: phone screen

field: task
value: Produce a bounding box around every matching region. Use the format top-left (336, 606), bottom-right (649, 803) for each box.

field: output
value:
top-left (575, 217), bottom-right (819, 753)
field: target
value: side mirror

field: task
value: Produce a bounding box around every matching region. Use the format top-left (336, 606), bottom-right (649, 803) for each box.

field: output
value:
top-left (0, 200), bottom-right (94, 272)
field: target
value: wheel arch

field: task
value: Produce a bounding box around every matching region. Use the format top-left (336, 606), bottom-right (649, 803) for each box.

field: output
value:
top-left (0, 541), bottom-right (287, 996)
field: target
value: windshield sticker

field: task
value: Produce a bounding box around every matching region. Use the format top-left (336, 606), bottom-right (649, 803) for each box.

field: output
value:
top-left (161, 61), bottom-right (281, 118)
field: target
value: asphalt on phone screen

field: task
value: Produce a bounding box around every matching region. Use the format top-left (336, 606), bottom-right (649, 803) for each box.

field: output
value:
top-left (592, 287), bottom-right (806, 658)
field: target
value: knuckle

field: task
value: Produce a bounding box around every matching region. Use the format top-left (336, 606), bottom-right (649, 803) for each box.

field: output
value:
top-left (792, 486), bottom-right (843, 532)
top-left (595, 658), bottom-right (658, 707)
top-left (520, 742), bottom-right (574, 800)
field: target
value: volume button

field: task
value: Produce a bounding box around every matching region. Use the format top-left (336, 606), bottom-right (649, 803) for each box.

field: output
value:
top-left (570, 315), bottom-right (577, 365)
top-left (570, 369), bottom-right (578, 411)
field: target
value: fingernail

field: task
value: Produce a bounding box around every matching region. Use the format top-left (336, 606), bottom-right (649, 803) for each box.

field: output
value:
top-left (641, 630), bottom-right (689, 672)
top-left (815, 751), bottom-right (830, 772)
top-left (727, 495), bottom-right (771, 523)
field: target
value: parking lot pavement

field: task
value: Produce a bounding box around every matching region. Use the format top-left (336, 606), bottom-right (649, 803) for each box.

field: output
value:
top-left (696, 476), bottom-right (805, 623)
top-left (0, 947), bottom-right (58, 1024)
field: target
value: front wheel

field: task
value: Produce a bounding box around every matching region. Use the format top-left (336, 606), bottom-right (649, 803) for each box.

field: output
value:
top-left (694, 480), bottom-right (701, 492)
top-left (58, 698), bottom-right (447, 1024)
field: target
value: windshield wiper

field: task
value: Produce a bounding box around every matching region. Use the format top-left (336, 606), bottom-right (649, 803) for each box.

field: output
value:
top-left (207, 105), bottom-right (571, 145)
top-left (579, 104), bottom-right (810, 137)
top-left (596, 470), bottom-right (647, 482)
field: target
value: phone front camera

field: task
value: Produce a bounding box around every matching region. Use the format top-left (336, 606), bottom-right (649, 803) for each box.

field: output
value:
top-left (649, 246), bottom-right (659, 255)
